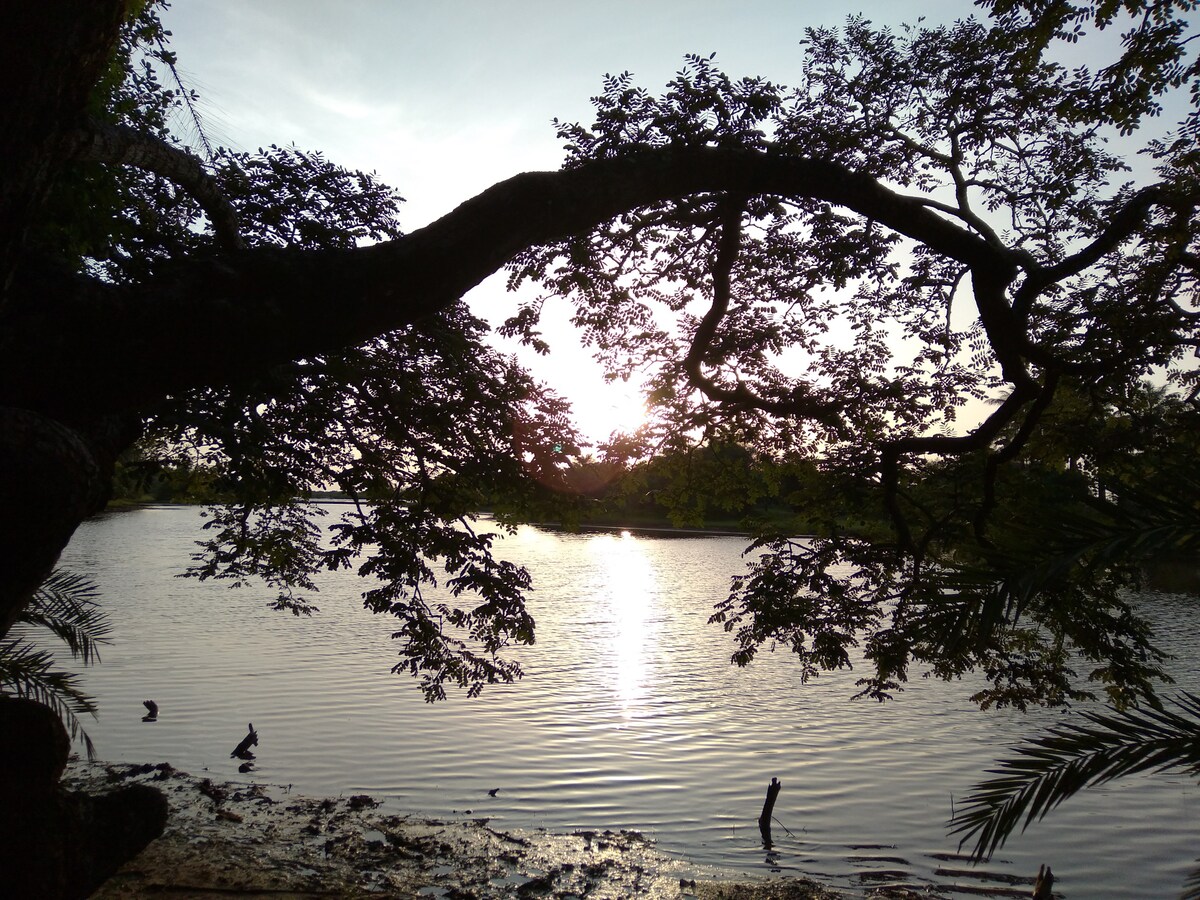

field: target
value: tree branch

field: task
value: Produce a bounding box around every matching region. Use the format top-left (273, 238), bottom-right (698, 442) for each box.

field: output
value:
top-left (67, 121), bottom-right (245, 250)
top-left (0, 0), bottom-right (126, 297)
top-left (974, 371), bottom-right (1060, 544)
top-left (0, 146), bottom-right (1013, 421)
top-left (880, 383), bottom-right (1039, 550)
top-left (1014, 184), bottom-right (1177, 319)
top-left (681, 197), bottom-right (846, 426)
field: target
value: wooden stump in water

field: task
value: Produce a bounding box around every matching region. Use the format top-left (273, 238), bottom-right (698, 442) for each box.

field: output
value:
top-left (1033, 863), bottom-right (1054, 899)
top-left (758, 777), bottom-right (782, 840)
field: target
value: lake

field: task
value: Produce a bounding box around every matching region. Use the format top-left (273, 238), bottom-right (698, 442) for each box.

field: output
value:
top-left (57, 505), bottom-right (1198, 897)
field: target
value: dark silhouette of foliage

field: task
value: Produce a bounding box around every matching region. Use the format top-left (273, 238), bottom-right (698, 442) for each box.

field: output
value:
top-left (1, 5), bottom-right (1197, 883)
top-left (0, 570), bottom-right (110, 758)
top-left (949, 691), bottom-right (1200, 896)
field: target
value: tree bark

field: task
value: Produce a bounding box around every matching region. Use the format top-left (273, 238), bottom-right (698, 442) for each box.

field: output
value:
top-left (0, 147), bottom-right (1014, 423)
top-left (0, 409), bottom-right (136, 639)
top-left (0, 1), bottom-right (128, 640)
top-left (0, 1), bottom-right (125, 298)
top-left (68, 121), bottom-right (245, 250)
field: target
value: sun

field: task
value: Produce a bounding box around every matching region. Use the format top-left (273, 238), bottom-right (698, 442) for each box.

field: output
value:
top-left (571, 379), bottom-right (648, 444)
top-left (489, 298), bottom-right (651, 445)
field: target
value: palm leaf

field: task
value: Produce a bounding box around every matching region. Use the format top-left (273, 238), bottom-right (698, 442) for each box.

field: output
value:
top-left (0, 640), bottom-right (100, 760)
top-left (0, 569), bottom-right (111, 760)
top-left (19, 569), bottom-right (110, 664)
top-left (1187, 860), bottom-right (1200, 900)
top-left (949, 692), bottom-right (1200, 864)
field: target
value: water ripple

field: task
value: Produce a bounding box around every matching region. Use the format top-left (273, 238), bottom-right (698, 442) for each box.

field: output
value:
top-left (57, 506), bottom-right (1199, 898)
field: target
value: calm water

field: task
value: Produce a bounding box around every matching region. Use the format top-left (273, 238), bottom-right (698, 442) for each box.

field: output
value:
top-left (58, 505), bottom-right (1198, 898)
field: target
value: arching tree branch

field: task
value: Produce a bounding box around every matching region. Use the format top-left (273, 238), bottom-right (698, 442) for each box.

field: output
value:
top-left (1, 147), bottom-right (1017, 421)
top-left (67, 120), bottom-right (245, 250)
top-left (5, 140), bottom-right (1183, 462)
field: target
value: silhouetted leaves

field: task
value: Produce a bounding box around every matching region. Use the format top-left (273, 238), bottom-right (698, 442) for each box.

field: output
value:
top-left (949, 692), bottom-right (1200, 863)
top-left (0, 570), bottom-right (111, 758)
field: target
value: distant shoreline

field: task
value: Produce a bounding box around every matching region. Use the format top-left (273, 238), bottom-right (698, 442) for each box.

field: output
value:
top-left (534, 521), bottom-right (752, 538)
top-left (100, 501), bottom-right (759, 538)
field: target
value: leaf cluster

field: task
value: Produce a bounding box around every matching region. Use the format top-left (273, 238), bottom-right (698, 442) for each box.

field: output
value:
top-left (158, 302), bottom-right (590, 699)
top-left (35, 6), bottom-right (1200, 713)
top-left (42, 3), bottom-right (595, 700)
top-left (504, 13), bottom-right (1200, 715)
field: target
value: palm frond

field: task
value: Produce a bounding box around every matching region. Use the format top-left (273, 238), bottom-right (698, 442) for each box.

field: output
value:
top-left (0, 569), bottom-right (111, 760)
top-left (0, 640), bottom-right (99, 760)
top-left (1185, 859), bottom-right (1200, 900)
top-left (20, 569), bottom-right (110, 664)
top-left (949, 692), bottom-right (1200, 861)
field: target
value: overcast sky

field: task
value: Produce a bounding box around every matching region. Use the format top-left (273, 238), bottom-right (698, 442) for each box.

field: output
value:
top-left (157, 1), bottom-right (1145, 441)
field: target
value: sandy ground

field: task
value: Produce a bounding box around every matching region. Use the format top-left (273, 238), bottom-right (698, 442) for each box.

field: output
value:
top-left (65, 761), bottom-right (847, 900)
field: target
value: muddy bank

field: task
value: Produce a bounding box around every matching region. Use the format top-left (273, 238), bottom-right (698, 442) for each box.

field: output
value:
top-left (65, 761), bottom-right (844, 899)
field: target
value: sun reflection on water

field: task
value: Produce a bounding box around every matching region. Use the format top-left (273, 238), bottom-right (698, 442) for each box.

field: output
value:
top-left (588, 531), bottom-right (659, 718)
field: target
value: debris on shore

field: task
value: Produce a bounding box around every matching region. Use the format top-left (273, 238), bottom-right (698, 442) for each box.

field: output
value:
top-left (65, 760), bottom-right (844, 899)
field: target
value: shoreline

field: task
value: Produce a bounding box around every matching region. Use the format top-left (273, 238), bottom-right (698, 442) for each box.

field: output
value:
top-left (66, 759), bottom-right (845, 899)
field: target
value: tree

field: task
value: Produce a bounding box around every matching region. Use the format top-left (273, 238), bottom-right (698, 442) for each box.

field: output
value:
top-left (1, 2), bottom-right (1197, 706)
top-left (2, 1), bottom-right (1198, 893)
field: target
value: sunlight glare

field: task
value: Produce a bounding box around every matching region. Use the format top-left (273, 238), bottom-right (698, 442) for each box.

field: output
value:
top-left (588, 532), bottom-right (658, 718)
top-left (573, 380), bottom-right (648, 444)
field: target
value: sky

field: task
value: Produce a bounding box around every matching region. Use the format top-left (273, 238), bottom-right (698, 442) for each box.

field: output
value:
top-left (160, 0), bottom-right (984, 441)
top-left (156, 1), bottom-right (1161, 442)
top-left (164, 1), bottom-right (967, 225)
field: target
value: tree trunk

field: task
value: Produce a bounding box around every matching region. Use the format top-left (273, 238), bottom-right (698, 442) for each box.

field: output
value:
top-left (0, 410), bottom-right (135, 639)
top-left (0, 1), bottom-right (129, 639)
top-left (0, 1), bottom-right (125, 298)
